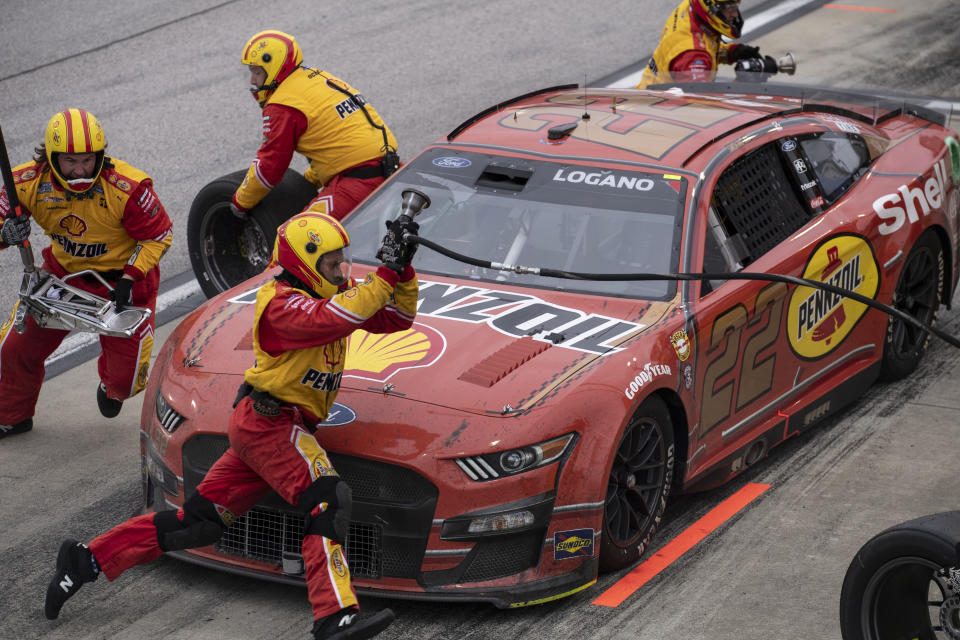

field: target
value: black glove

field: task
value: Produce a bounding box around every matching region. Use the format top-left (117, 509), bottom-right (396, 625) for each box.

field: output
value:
top-left (729, 44), bottom-right (760, 62)
top-left (111, 277), bottom-right (134, 312)
top-left (1, 215), bottom-right (31, 246)
top-left (376, 216), bottom-right (420, 274)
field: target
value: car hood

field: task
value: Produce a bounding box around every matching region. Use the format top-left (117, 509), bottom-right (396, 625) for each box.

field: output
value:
top-left (175, 267), bottom-right (674, 415)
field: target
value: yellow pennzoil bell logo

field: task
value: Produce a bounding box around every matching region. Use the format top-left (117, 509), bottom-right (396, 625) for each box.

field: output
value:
top-left (787, 234), bottom-right (879, 359)
top-left (344, 322), bottom-right (445, 382)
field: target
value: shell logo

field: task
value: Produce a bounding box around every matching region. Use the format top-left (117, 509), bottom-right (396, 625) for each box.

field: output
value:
top-left (59, 214), bottom-right (87, 237)
top-left (343, 322), bottom-right (445, 382)
top-left (787, 234), bottom-right (879, 359)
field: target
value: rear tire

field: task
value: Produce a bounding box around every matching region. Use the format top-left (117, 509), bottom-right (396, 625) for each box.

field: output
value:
top-left (880, 230), bottom-right (944, 381)
top-left (186, 169), bottom-right (317, 298)
top-left (599, 395), bottom-right (675, 571)
top-left (839, 511), bottom-right (960, 640)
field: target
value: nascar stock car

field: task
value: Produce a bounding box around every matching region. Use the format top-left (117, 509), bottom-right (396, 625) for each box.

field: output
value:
top-left (141, 80), bottom-right (960, 608)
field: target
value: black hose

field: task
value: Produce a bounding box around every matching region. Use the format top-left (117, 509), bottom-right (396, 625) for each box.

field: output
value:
top-left (411, 235), bottom-right (960, 349)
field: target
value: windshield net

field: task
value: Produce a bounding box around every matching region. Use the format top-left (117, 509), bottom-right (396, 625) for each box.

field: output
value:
top-left (344, 148), bottom-right (687, 300)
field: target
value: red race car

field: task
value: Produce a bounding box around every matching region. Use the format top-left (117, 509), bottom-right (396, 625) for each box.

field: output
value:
top-left (142, 81), bottom-right (960, 608)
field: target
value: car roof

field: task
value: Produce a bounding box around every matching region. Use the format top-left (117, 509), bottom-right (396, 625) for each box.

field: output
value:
top-left (442, 83), bottom-right (947, 172)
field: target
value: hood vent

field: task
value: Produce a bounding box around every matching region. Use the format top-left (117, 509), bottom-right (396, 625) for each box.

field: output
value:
top-left (458, 337), bottom-right (551, 387)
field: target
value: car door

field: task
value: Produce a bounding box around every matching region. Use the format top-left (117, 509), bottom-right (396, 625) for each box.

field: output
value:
top-left (683, 127), bottom-right (878, 481)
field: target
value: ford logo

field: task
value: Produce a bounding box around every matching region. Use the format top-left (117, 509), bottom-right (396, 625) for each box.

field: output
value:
top-left (432, 156), bottom-right (472, 168)
top-left (781, 140), bottom-right (797, 152)
top-left (319, 402), bottom-right (357, 427)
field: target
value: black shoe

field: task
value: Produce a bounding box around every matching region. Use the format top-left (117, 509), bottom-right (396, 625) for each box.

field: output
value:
top-left (0, 417), bottom-right (32, 439)
top-left (44, 539), bottom-right (99, 620)
top-left (96, 382), bottom-right (123, 418)
top-left (312, 607), bottom-right (395, 640)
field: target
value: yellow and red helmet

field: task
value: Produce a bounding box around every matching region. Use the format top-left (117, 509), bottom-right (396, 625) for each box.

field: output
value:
top-left (241, 30), bottom-right (303, 105)
top-left (272, 211), bottom-right (352, 299)
top-left (690, 0), bottom-right (743, 38)
top-left (44, 108), bottom-right (107, 194)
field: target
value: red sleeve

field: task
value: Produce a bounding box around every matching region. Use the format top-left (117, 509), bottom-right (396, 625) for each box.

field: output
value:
top-left (669, 50), bottom-right (716, 82)
top-left (255, 103), bottom-right (308, 188)
top-left (121, 181), bottom-right (172, 240)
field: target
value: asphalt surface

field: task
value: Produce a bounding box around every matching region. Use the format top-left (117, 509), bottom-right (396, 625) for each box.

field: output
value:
top-left (3, 1), bottom-right (960, 639)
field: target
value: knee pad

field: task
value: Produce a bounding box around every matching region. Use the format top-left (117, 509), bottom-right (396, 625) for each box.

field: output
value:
top-left (297, 475), bottom-right (352, 545)
top-left (155, 493), bottom-right (231, 552)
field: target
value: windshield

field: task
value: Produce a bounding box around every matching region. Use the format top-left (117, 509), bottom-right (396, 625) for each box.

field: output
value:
top-left (344, 149), bottom-right (687, 300)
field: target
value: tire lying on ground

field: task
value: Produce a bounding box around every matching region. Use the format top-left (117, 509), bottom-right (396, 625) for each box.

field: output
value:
top-left (187, 169), bottom-right (317, 298)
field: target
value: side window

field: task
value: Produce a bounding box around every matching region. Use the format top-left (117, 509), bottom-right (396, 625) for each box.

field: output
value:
top-left (797, 132), bottom-right (871, 204)
top-left (707, 141), bottom-right (811, 269)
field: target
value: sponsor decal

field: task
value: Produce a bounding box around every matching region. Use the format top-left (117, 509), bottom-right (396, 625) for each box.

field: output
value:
top-left (50, 234), bottom-right (106, 258)
top-left (432, 156), bottom-right (472, 168)
top-left (319, 402), bottom-right (357, 427)
top-left (231, 279), bottom-right (645, 357)
top-left (822, 116), bottom-right (860, 133)
top-left (343, 322), bottom-right (446, 382)
top-left (331, 548), bottom-right (347, 577)
top-left (781, 140), bottom-right (797, 152)
top-left (299, 368), bottom-right (342, 392)
top-left (793, 159), bottom-right (808, 174)
top-left (671, 329), bottom-right (691, 361)
top-left (787, 234), bottom-right (879, 359)
top-left (682, 364), bottom-right (693, 390)
top-left (415, 280), bottom-right (643, 355)
top-left (116, 179), bottom-right (131, 191)
top-left (215, 504), bottom-right (237, 527)
top-left (554, 528), bottom-right (595, 560)
top-left (551, 169), bottom-right (654, 191)
top-left (873, 158), bottom-right (950, 235)
top-left (809, 196), bottom-right (824, 209)
top-left (21, 169), bottom-right (37, 180)
top-left (38, 182), bottom-right (52, 194)
top-left (624, 362), bottom-right (672, 399)
top-left (334, 94), bottom-right (368, 119)
top-left (799, 180), bottom-right (817, 191)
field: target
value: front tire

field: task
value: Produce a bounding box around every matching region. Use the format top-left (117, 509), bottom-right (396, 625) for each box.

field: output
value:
top-left (880, 230), bottom-right (944, 381)
top-left (186, 169), bottom-right (317, 298)
top-left (599, 394), bottom-right (675, 571)
top-left (839, 511), bottom-right (960, 640)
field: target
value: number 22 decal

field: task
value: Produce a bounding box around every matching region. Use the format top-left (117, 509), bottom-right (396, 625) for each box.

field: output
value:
top-left (700, 283), bottom-right (787, 437)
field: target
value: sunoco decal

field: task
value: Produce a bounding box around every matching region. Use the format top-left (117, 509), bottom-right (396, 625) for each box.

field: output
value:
top-left (671, 329), bottom-right (691, 361)
top-left (554, 528), bottom-right (595, 560)
top-left (787, 234), bottom-right (879, 359)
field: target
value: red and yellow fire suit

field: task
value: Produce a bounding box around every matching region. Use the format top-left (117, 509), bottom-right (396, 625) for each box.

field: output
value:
top-left (635, 0), bottom-right (745, 89)
top-left (233, 66), bottom-right (398, 221)
top-left (0, 158), bottom-right (173, 424)
top-left (87, 263), bottom-right (418, 621)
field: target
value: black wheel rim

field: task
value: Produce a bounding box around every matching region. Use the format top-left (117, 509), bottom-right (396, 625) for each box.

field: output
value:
top-left (199, 203), bottom-right (273, 294)
top-left (889, 246), bottom-right (939, 359)
top-left (862, 556), bottom-right (957, 639)
top-left (604, 416), bottom-right (667, 547)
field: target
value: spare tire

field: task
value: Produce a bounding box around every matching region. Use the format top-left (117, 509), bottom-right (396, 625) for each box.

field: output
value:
top-left (187, 169), bottom-right (317, 298)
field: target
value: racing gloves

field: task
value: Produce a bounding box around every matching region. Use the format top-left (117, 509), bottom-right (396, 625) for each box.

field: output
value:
top-left (734, 55), bottom-right (779, 80)
top-left (1, 215), bottom-right (31, 246)
top-left (729, 44), bottom-right (761, 62)
top-left (376, 215), bottom-right (419, 275)
top-left (111, 277), bottom-right (134, 312)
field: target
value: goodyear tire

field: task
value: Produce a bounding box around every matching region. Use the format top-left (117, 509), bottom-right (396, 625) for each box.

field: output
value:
top-left (839, 510), bottom-right (960, 640)
top-left (880, 230), bottom-right (944, 381)
top-left (599, 394), bottom-right (675, 571)
top-left (187, 169), bottom-right (317, 298)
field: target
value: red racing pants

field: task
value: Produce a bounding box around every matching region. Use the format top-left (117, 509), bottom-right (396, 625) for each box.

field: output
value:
top-left (304, 158), bottom-right (387, 221)
top-left (88, 397), bottom-right (357, 620)
top-left (0, 262), bottom-right (158, 424)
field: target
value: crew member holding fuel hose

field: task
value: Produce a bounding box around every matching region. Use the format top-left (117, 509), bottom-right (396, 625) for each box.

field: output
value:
top-left (0, 108), bottom-right (172, 438)
top-left (45, 210), bottom-right (420, 640)
top-left (231, 29), bottom-right (399, 223)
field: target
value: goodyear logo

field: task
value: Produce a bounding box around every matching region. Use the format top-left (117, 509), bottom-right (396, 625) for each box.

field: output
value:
top-left (787, 234), bottom-right (879, 359)
top-left (554, 527), bottom-right (595, 560)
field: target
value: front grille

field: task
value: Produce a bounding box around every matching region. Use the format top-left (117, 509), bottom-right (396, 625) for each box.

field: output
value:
top-left (181, 434), bottom-right (437, 580)
top-left (459, 530), bottom-right (543, 583)
top-left (155, 391), bottom-right (186, 433)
